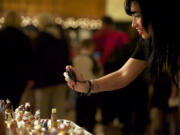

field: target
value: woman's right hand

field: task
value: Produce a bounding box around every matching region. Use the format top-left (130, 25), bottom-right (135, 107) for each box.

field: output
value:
top-left (64, 65), bottom-right (89, 93)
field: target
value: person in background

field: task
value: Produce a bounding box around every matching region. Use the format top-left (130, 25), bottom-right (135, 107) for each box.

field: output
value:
top-left (22, 24), bottom-right (39, 41)
top-left (20, 24), bottom-right (39, 113)
top-left (92, 16), bottom-right (130, 127)
top-left (0, 10), bottom-right (33, 108)
top-left (72, 39), bottom-right (103, 133)
top-left (93, 16), bottom-right (129, 67)
top-left (32, 13), bottom-right (70, 119)
top-left (56, 24), bottom-right (71, 63)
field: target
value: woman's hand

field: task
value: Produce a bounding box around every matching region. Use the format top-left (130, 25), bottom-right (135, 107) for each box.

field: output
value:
top-left (64, 65), bottom-right (89, 93)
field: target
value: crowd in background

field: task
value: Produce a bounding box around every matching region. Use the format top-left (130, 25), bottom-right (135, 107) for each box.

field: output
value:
top-left (0, 10), bottom-right (180, 135)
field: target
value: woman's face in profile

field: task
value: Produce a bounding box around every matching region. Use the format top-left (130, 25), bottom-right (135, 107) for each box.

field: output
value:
top-left (130, 1), bottom-right (152, 39)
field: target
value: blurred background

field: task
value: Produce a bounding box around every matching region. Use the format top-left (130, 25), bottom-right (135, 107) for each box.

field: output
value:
top-left (0, 0), bottom-right (179, 135)
top-left (0, 0), bottom-right (131, 28)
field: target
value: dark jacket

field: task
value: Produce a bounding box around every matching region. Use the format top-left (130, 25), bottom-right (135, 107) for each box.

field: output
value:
top-left (33, 31), bottom-right (70, 88)
top-left (0, 27), bottom-right (33, 105)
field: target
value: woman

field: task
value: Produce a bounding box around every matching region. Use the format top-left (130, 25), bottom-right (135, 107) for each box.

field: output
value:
top-left (65, 0), bottom-right (179, 95)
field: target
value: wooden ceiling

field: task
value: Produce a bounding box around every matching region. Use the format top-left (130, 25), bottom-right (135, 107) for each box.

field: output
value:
top-left (0, 0), bottom-right (105, 18)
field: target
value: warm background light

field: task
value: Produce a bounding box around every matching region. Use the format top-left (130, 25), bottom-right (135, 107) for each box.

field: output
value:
top-left (105, 0), bottom-right (132, 22)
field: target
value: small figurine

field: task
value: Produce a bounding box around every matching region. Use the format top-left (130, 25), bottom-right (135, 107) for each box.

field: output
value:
top-left (59, 130), bottom-right (66, 135)
top-left (34, 124), bottom-right (42, 134)
top-left (49, 128), bottom-right (56, 135)
top-left (15, 105), bottom-right (25, 122)
top-left (0, 100), bottom-right (5, 112)
top-left (74, 127), bottom-right (84, 135)
top-left (63, 121), bottom-right (71, 132)
top-left (22, 110), bottom-right (34, 130)
top-left (23, 103), bottom-right (34, 126)
top-left (34, 110), bottom-right (41, 127)
top-left (9, 119), bottom-right (18, 135)
top-left (34, 109), bottom-right (40, 120)
top-left (43, 119), bottom-right (49, 130)
top-left (15, 105), bottom-right (25, 113)
top-left (51, 108), bottom-right (57, 128)
top-left (5, 99), bottom-right (14, 121)
top-left (40, 119), bottom-right (44, 127)
top-left (24, 102), bottom-right (31, 112)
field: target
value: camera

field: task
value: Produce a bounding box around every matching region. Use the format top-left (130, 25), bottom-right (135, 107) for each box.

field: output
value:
top-left (66, 69), bottom-right (76, 82)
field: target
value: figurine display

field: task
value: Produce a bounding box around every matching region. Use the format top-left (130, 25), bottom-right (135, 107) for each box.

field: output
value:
top-left (0, 111), bottom-right (6, 135)
top-left (0, 99), bottom-right (92, 135)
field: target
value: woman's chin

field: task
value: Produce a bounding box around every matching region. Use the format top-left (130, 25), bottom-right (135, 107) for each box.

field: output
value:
top-left (141, 34), bottom-right (150, 39)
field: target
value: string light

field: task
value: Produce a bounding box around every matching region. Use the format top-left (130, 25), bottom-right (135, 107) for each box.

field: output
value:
top-left (55, 17), bottom-right (63, 25)
top-left (0, 16), bottom-right (102, 29)
top-left (32, 17), bottom-right (39, 26)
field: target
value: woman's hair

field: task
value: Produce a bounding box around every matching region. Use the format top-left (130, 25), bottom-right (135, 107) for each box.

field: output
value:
top-left (125, 0), bottom-right (179, 87)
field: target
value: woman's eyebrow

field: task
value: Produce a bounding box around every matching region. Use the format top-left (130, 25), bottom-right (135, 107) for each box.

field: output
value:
top-left (131, 11), bottom-right (141, 15)
top-left (131, 11), bottom-right (136, 15)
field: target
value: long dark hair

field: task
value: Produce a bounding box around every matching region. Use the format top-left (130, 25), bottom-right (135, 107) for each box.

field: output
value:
top-left (125, 0), bottom-right (179, 87)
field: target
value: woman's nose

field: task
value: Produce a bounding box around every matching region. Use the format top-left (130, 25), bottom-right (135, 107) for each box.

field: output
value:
top-left (131, 17), bottom-right (137, 28)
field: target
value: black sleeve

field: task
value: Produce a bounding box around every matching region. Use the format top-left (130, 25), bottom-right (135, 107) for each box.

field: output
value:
top-left (131, 39), bottom-right (151, 61)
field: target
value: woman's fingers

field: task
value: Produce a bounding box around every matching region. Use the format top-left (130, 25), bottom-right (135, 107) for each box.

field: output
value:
top-left (66, 65), bottom-right (72, 71)
top-left (64, 65), bottom-right (86, 93)
top-left (67, 80), bottom-right (75, 88)
top-left (67, 83), bottom-right (73, 89)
